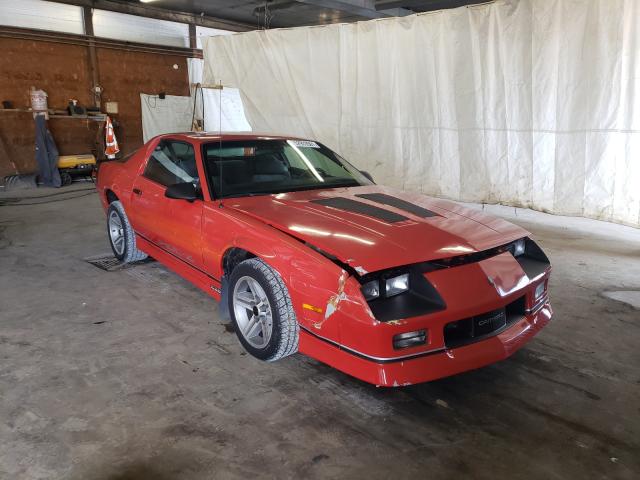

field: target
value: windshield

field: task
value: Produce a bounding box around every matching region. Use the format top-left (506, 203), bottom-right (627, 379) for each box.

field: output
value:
top-left (202, 139), bottom-right (373, 199)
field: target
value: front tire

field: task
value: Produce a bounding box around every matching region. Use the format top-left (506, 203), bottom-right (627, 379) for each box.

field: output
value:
top-left (107, 200), bottom-right (148, 263)
top-left (228, 258), bottom-right (299, 362)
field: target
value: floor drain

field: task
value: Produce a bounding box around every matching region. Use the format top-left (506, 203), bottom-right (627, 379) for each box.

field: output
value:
top-left (84, 254), bottom-right (151, 272)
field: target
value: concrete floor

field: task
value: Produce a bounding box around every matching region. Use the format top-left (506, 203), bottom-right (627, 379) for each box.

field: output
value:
top-left (1, 184), bottom-right (639, 480)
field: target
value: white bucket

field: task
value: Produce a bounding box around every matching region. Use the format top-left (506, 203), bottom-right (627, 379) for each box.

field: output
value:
top-left (30, 89), bottom-right (48, 112)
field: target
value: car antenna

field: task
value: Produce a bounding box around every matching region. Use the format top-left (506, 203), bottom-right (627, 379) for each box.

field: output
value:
top-left (212, 80), bottom-right (224, 207)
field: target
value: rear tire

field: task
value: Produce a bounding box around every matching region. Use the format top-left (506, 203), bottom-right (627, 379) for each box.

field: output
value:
top-left (107, 200), bottom-right (148, 263)
top-left (228, 258), bottom-right (299, 362)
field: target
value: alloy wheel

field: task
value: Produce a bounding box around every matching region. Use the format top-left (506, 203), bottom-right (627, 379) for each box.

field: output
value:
top-left (108, 210), bottom-right (125, 256)
top-left (232, 276), bottom-right (274, 349)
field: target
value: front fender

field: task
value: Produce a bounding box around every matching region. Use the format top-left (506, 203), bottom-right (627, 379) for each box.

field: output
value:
top-left (210, 208), bottom-right (365, 344)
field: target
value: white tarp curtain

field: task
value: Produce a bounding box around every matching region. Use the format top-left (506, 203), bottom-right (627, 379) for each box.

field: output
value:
top-left (140, 94), bottom-right (193, 143)
top-left (140, 60), bottom-right (251, 142)
top-left (202, 0), bottom-right (640, 227)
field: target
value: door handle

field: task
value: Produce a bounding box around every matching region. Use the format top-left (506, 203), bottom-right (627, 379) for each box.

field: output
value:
top-left (133, 188), bottom-right (142, 196)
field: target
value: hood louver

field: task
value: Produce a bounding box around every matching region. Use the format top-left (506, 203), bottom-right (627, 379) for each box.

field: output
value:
top-left (355, 193), bottom-right (440, 218)
top-left (311, 197), bottom-right (409, 223)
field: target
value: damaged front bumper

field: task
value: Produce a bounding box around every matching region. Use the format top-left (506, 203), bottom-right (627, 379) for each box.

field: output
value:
top-left (297, 246), bottom-right (553, 386)
top-left (300, 301), bottom-right (552, 386)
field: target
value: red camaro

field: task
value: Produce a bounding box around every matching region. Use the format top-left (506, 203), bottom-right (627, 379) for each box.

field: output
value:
top-left (97, 132), bottom-right (552, 386)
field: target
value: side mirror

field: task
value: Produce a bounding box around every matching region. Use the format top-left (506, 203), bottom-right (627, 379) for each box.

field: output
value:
top-left (165, 182), bottom-right (198, 202)
top-left (360, 170), bottom-right (374, 183)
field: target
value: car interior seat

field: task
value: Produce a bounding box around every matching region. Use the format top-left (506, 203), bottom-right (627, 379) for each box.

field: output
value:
top-left (252, 154), bottom-right (291, 183)
top-left (214, 159), bottom-right (251, 185)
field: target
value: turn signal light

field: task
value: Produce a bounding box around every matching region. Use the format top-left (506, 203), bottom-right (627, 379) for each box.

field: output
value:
top-left (393, 330), bottom-right (427, 350)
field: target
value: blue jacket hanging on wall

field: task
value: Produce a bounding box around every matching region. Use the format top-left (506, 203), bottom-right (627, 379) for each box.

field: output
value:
top-left (34, 114), bottom-right (61, 187)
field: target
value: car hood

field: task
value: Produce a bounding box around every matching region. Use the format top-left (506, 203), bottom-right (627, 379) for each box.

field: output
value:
top-left (225, 185), bottom-right (529, 274)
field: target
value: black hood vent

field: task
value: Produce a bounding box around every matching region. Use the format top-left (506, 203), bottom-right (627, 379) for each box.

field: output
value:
top-left (311, 197), bottom-right (409, 223)
top-left (355, 193), bottom-right (439, 218)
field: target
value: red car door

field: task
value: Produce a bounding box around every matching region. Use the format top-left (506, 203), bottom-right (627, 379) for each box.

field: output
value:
top-left (130, 139), bottom-right (205, 270)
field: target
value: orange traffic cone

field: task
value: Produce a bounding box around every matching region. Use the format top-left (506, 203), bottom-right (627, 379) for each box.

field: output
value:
top-left (105, 116), bottom-right (120, 159)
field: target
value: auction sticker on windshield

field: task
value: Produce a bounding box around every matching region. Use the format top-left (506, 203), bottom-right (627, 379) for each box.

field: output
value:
top-left (289, 140), bottom-right (320, 148)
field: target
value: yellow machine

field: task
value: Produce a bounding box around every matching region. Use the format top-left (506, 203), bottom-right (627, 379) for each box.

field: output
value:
top-left (57, 154), bottom-right (96, 186)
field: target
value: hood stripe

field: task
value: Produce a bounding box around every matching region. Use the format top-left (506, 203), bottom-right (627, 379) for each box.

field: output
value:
top-left (355, 193), bottom-right (439, 218)
top-left (311, 197), bottom-right (409, 223)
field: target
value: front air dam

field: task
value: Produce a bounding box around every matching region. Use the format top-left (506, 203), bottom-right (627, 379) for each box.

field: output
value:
top-left (298, 303), bottom-right (552, 387)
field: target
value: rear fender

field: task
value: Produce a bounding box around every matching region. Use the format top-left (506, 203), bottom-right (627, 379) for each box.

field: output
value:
top-left (96, 145), bottom-right (152, 213)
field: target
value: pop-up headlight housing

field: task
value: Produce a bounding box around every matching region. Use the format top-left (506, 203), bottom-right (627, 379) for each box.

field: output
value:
top-left (511, 238), bottom-right (552, 280)
top-left (359, 268), bottom-right (446, 322)
top-left (361, 273), bottom-right (410, 301)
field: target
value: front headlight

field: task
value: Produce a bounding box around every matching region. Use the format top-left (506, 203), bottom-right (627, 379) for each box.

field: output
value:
top-left (512, 238), bottom-right (526, 257)
top-left (359, 268), bottom-right (446, 321)
top-left (385, 273), bottom-right (409, 297)
top-left (361, 279), bottom-right (380, 300)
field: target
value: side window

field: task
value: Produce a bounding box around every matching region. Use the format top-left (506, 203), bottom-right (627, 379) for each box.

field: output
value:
top-left (143, 140), bottom-right (198, 187)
